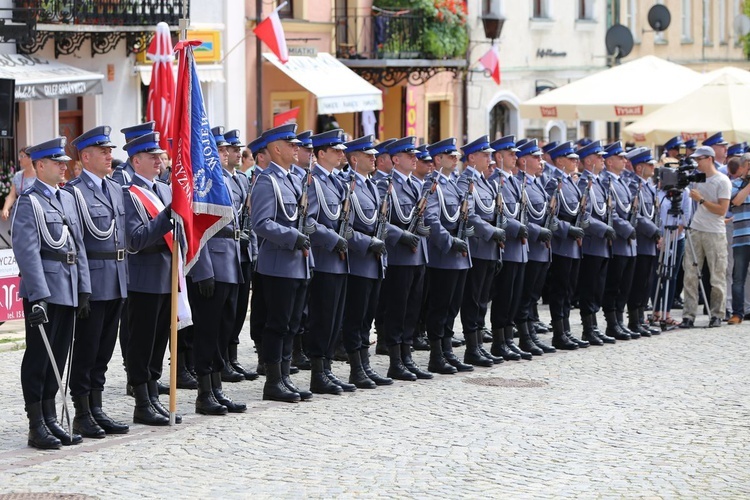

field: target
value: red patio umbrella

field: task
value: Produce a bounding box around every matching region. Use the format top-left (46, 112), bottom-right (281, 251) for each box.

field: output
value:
top-left (146, 22), bottom-right (175, 155)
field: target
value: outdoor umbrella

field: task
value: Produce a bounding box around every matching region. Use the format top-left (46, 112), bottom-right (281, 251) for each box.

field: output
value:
top-left (623, 68), bottom-right (750, 145)
top-left (146, 22), bottom-right (175, 154)
top-left (519, 55), bottom-right (704, 121)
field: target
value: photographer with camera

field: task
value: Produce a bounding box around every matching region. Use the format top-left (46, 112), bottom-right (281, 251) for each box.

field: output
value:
top-left (727, 154), bottom-right (750, 324)
top-left (679, 146), bottom-right (732, 329)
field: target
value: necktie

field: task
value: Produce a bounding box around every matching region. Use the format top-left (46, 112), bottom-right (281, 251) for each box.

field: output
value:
top-left (288, 173), bottom-right (301, 198)
top-left (55, 190), bottom-right (61, 203)
top-left (152, 183), bottom-right (163, 203)
top-left (406, 177), bottom-right (419, 199)
top-left (101, 179), bottom-right (111, 204)
top-left (366, 178), bottom-right (377, 200)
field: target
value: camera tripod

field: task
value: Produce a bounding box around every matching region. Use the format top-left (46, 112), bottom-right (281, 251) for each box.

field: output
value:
top-left (651, 195), bottom-right (711, 329)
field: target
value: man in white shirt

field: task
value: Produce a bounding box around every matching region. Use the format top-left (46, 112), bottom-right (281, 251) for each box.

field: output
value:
top-left (680, 146), bottom-right (732, 328)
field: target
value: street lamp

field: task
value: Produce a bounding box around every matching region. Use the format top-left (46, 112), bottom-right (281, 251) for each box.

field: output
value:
top-left (481, 12), bottom-right (505, 42)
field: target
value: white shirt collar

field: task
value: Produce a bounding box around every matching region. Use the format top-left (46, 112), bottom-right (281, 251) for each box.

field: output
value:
top-left (82, 168), bottom-right (103, 185)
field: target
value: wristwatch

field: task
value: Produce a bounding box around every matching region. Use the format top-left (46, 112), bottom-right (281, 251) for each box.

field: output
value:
top-left (699, 198), bottom-right (706, 205)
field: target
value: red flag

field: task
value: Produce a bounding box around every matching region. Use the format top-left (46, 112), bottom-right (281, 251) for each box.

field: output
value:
top-left (146, 22), bottom-right (175, 152)
top-left (273, 107), bottom-right (300, 127)
top-left (254, 4), bottom-right (289, 64)
top-left (479, 46), bottom-right (501, 85)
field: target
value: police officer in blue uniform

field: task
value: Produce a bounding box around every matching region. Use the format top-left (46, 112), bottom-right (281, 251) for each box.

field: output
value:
top-left (289, 130), bottom-right (314, 371)
top-left (544, 142), bottom-right (588, 350)
top-left (339, 135), bottom-right (393, 388)
top-left (422, 137), bottom-right (474, 375)
top-left (458, 136), bottom-right (506, 367)
top-left (66, 127), bottom-right (129, 438)
top-left (305, 129), bottom-right (353, 395)
top-left (514, 139), bottom-right (557, 355)
top-left (376, 136), bottom-right (432, 380)
top-left (703, 132), bottom-right (729, 170)
top-left (246, 133), bottom-right (269, 375)
top-left (121, 132), bottom-right (180, 425)
top-left (488, 135), bottom-right (530, 360)
top-left (576, 140), bottom-right (617, 345)
top-left (601, 141), bottom-right (639, 340)
top-left (251, 124), bottom-right (315, 403)
top-left (111, 121), bottom-right (156, 373)
top-left (13, 137), bottom-right (91, 449)
top-left (372, 137), bottom-right (398, 354)
top-left (626, 147), bottom-right (662, 337)
top-left (663, 136), bottom-right (684, 160)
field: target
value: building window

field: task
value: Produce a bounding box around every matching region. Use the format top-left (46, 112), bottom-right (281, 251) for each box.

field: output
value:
top-left (704, 0), bottom-right (713, 45)
top-left (625, 0), bottom-right (637, 36)
top-left (277, 0), bottom-right (293, 19)
top-left (489, 101), bottom-right (511, 140)
top-left (578, 0), bottom-right (595, 20)
top-left (718, 0), bottom-right (727, 43)
top-left (532, 0), bottom-right (550, 19)
top-left (682, 0), bottom-right (693, 42)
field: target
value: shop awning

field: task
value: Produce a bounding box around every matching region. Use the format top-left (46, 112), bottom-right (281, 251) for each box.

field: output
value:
top-left (134, 63), bottom-right (226, 85)
top-left (0, 54), bottom-right (104, 101)
top-left (262, 52), bottom-right (383, 115)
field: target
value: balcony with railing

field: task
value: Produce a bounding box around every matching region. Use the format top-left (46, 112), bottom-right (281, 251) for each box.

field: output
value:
top-left (334, 6), bottom-right (468, 87)
top-left (11, 0), bottom-right (188, 57)
top-left (12, 0), bottom-right (187, 27)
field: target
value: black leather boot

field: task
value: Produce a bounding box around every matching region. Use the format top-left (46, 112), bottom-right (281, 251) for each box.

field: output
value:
top-left (195, 374), bottom-right (228, 415)
top-left (291, 335), bottom-right (312, 370)
top-left (617, 311), bottom-right (640, 338)
top-left (324, 358), bottom-right (357, 392)
top-left (148, 380), bottom-right (181, 424)
top-left (210, 372), bottom-right (247, 412)
top-left (72, 394), bottom-right (106, 439)
top-left (263, 362), bottom-right (301, 402)
top-left (480, 327), bottom-right (493, 343)
top-left (333, 341), bottom-right (349, 362)
top-left (229, 343), bottom-right (259, 380)
top-left (477, 331), bottom-right (504, 363)
top-left (491, 327), bottom-right (521, 361)
top-left (591, 314), bottom-right (616, 343)
top-left (580, 315), bottom-right (604, 346)
top-left (402, 343), bottom-right (433, 379)
top-left (412, 329), bottom-right (430, 351)
top-left (563, 317), bottom-right (589, 348)
top-left (309, 357), bottom-right (343, 395)
top-left (132, 383), bottom-right (169, 425)
top-left (360, 348), bottom-right (393, 385)
top-left (527, 321), bottom-right (556, 353)
top-left (505, 326), bottom-right (533, 360)
top-left (348, 351), bottom-right (376, 389)
top-left (26, 402), bottom-right (61, 450)
top-left (42, 399), bottom-right (82, 445)
top-left (375, 326), bottom-right (388, 355)
top-left (176, 352), bottom-right (198, 389)
top-left (281, 360), bottom-right (312, 400)
top-left (442, 336), bottom-right (474, 371)
top-left (220, 359), bottom-right (245, 383)
top-left (517, 322), bottom-right (544, 356)
top-left (185, 348), bottom-right (197, 378)
top-left (156, 380), bottom-right (169, 395)
top-left (90, 390), bottom-right (129, 434)
top-left (604, 310), bottom-right (630, 340)
top-left (551, 320), bottom-right (578, 350)
top-left (463, 330), bottom-right (494, 366)
top-left (386, 344), bottom-right (417, 381)
top-left (628, 309), bottom-right (651, 337)
top-left (427, 339), bottom-right (457, 375)
top-left (255, 340), bottom-right (266, 376)
top-left (639, 307), bottom-right (661, 336)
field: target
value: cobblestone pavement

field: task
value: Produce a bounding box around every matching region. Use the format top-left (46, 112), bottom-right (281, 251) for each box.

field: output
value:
top-left (0, 309), bottom-right (748, 499)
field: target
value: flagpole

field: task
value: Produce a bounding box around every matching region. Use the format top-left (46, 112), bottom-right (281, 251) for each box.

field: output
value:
top-left (168, 0), bottom-right (190, 427)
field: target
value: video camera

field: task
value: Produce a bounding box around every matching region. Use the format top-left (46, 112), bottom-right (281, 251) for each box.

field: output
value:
top-left (656, 162), bottom-right (706, 192)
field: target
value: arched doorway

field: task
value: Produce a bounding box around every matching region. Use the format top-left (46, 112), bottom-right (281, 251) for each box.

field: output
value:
top-left (489, 101), bottom-right (510, 141)
top-left (546, 120), bottom-right (566, 143)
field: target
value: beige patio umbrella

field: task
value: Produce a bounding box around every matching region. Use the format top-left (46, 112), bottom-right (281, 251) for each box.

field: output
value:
top-left (622, 68), bottom-right (750, 145)
top-left (519, 55), bottom-right (704, 121)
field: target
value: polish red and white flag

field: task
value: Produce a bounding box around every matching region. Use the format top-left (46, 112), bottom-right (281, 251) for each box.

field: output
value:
top-left (254, 2), bottom-right (289, 64)
top-left (479, 46), bottom-right (501, 85)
